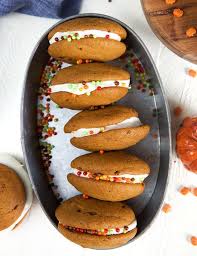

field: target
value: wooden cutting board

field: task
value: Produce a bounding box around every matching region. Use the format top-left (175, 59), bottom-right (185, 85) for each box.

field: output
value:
top-left (141, 0), bottom-right (197, 64)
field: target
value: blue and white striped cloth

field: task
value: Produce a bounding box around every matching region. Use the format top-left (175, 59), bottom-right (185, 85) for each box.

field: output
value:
top-left (0, 0), bottom-right (82, 18)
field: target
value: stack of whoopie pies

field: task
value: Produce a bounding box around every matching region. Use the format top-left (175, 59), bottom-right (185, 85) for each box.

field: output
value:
top-left (48, 17), bottom-right (151, 249)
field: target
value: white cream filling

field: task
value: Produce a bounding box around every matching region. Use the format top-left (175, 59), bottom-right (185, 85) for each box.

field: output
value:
top-left (50, 79), bottom-right (130, 95)
top-left (71, 117), bottom-right (142, 138)
top-left (73, 169), bottom-right (148, 183)
top-left (65, 220), bottom-right (137, 235)
top-left (0, 153), bottom-right (33, 234)
top-left (101, 220), bottom-right (137, 235)
top-left (49, 30), bottom-right (121, 44)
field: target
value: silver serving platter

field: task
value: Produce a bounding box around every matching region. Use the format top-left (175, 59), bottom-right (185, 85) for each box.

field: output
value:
top-left (21, 13), bottom-right (171, 247)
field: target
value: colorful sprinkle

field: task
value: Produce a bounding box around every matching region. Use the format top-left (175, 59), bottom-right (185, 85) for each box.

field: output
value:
top-left (192, 188), bottom-right (197, 196)
top-left (82, 194), bottom-right (89, 199)
top-left (174, 106), bottom-right (182, 117)
top-left (173, 8), bottom-right (183, 17)
top-left (99, 150), bottom-right (104, 155)
top-left (76, 59), bottom-right (83, 64)
top-left (165, 0), bottom-right (176, 4)
top-left (162, 203), bottom-right (172, 213)
top-left (186, 27), bottom-right (197, 38)
top-left (179, 186), bottom-right (191, 195)
top-left (191, 236), bottom-right (197, 246)
top-left (84, 84), bottom-right (89, 89)
top-left (77, 171), bottom-right (81, 176)
top-left (188, 69), bottom-right (197, 78)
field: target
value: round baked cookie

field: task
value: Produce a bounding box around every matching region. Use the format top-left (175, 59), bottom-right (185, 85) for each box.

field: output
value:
top-left (0, 164), bottom-right (25, 231)
top-left (64, 105), bottom-right (150, 151)
top-left (68, 151), bottom-right (150, 201)
top-left (55, 195), bottom-right (137, 249)
top-left (50, 63), bottom-right (130, 109)
top-left (0, 154), bottom-right (33, 233)
top-left (48, 17), bottom-right (127, 62)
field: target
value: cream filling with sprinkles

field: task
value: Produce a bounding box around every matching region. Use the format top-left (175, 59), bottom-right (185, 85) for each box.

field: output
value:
top-left (71, 117), bottom-right (141, 138)
top-left (49, 30), bottom-right (121, 44)
top-left (0, 154), bottom-right (33, 234)
top-left (73, 169), bottom-right (148, 183)
top-left (50, 79), bottom-right (130, 95)
top-left (64, 220), bottom-right (137, 236)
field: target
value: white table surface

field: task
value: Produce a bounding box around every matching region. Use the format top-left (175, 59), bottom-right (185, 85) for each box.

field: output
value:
top-left (0, 0), bottom-right (197, 255)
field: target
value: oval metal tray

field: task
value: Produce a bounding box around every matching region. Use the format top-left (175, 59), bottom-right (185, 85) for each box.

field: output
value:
top-left (21, 13), bottom-right (171, 247)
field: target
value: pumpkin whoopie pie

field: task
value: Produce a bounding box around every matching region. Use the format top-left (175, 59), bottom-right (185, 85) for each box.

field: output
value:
top-left (55, 195), bottom-right (137, 249)
top-left (48, 17), bottom-right (127, 63)
top-left (67, 151), bottom-right (150, 201)
top-left (0, 154), bottom-right (33, 232)
top-left (64, 105), bottom-right (150, 151)
top-left (50, 63), bottom-right (130, 109)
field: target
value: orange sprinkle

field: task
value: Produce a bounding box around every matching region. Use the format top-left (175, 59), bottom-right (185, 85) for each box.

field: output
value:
top-left (125, 178), bottom-right (132, 183)
top-left (188, 69), bottom-right (197, 78)
top-left (186, 27), bottom-right (197, 37)
top-left (152, 133), bottom-right (158, 139)
top-left (76, 59), bottom-right (83, 64)
top-left (191, 236), bottom-right (197, 246)
top-left (173, 8), bottom-right (183, 17)
top-left (165, 0), bottom-right (176, 4)
top-left (174, 106), bottom-right (182, 117)
top-left (162, 203), bottom-right (172, 213)
top-left (179, 186), bottom-right (191, 195)
top-left (82, 194), bottom-right (89, 199)
top-left (99, 150), bottom-right (104, 155)
top-left (192, 187), bottom-right (197, 196)
top-left (83, 84), bottom-right (89, 89)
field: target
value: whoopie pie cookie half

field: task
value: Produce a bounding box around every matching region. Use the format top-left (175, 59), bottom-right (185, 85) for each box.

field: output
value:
top-left (67, 151), bottom-right (150, 201)
top-left (50, 63), bottom-right (130, 109)
top-left (64, 105), bottom-right (150, 151)
top-left (0, 154), bottom-right (33, 232)
top-left (48, 17), bottom-right (127, 63)
top-left (55, 195), bottom-right (137, 249)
